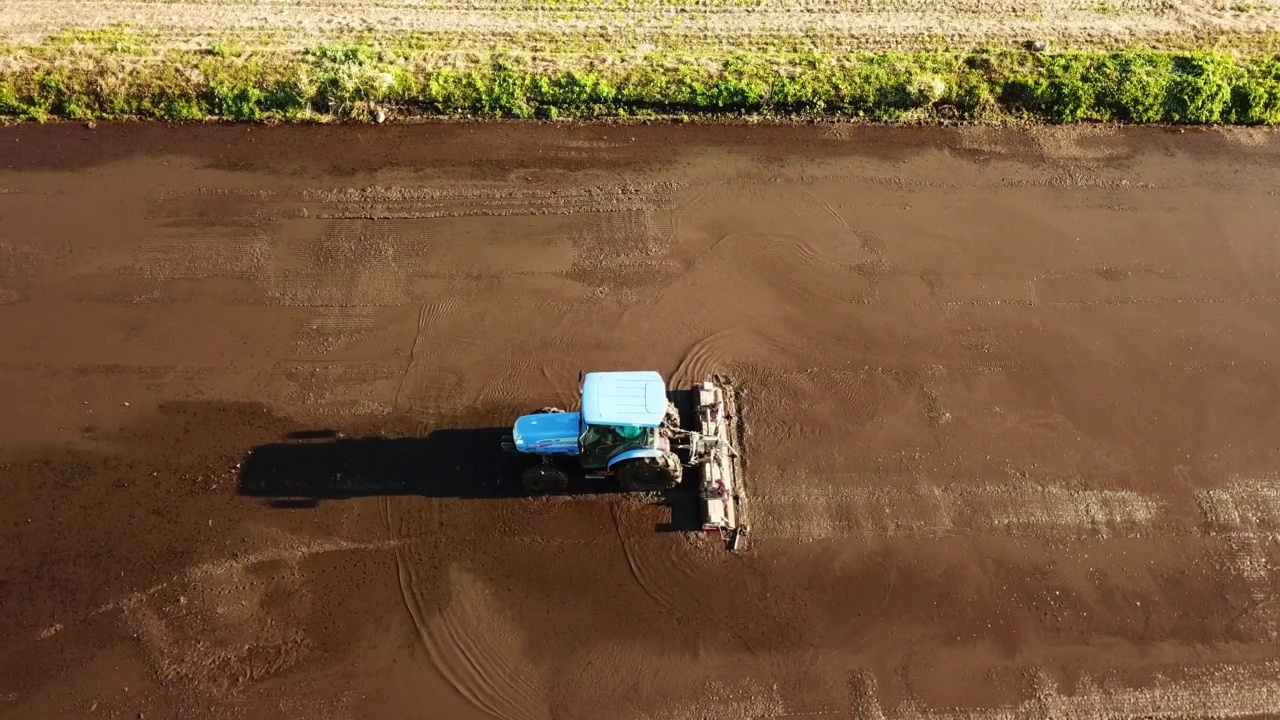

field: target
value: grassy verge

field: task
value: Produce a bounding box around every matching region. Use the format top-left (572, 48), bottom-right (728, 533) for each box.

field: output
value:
top-left (1, 44), bottom-right (1278, 124)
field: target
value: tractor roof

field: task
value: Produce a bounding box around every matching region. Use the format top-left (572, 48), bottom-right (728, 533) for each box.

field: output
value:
top-left (581, 371), bottom-right (667, 428)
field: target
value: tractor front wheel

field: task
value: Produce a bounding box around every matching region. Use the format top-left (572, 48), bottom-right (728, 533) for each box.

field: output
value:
top-left (522, 464), bottom-right (569, 494)
top-left (615, 454), bottom-right (682, 492)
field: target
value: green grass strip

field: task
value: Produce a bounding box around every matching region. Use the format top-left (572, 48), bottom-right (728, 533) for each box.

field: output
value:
top-left (2, 48), bottom-right (1279, 124)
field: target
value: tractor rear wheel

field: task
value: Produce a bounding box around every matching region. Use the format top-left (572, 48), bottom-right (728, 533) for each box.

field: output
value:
top-left (615, 454), bottom-right (682, 492)
top-left (522, 464), bottom-right (569, 494)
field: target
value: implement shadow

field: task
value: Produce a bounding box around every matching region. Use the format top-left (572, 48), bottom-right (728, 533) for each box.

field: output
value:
top-left (239, 427), bottom-right (533, 507)
top-left (237, 428), bottom-right (702, 526)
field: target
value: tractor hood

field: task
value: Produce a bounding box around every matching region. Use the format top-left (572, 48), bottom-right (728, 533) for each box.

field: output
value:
top-left (512, 412), bottom-right (581, 455)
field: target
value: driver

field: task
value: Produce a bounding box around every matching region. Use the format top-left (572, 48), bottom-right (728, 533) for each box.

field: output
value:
top-left (616, 425), bottom-right (642, 440)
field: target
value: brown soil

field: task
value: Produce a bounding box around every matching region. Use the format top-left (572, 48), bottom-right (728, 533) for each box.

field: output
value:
top-left (2, 122), bottom-right (1280, 720)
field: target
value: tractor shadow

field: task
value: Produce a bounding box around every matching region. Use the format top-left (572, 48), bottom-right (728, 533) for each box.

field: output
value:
top-left (237, 427), bottom-right (703, 533)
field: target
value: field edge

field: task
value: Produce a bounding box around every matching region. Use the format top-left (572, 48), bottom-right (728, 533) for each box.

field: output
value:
top-left (2, 35), bottom-right (1279, 125)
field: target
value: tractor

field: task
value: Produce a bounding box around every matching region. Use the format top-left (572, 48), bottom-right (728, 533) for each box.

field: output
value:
top-left (501, 370), bottom-right (746, 536)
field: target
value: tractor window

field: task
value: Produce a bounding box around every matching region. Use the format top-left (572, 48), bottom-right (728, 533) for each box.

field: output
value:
top-left (579, 423), bottom-right (653, 470)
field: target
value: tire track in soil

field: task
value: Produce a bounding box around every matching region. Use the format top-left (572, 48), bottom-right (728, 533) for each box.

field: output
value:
top-left (610, 501), bottom-right (695, 612)
top-left (394, 301), bottom-right (433, 412)
top-left (608, 501), bottom-right (767, 655)
top-left (394, 297), bottom-right (467, 415)
top-left (395, 556), bottom-right (548, 720)
top-left (383, 486), bottom-right (548, 720)
top-left (669, 326), bottom-right (786, 389)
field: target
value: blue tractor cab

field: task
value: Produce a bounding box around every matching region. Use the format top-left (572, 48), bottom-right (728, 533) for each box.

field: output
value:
top-left (507, 371), bottom-right (683, 493)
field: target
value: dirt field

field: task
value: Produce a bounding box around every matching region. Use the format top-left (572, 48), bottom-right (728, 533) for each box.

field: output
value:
top-left (2, 122), bottom-right (1280, 719)
top-left (5, 0), bottom-right (1280, 53)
